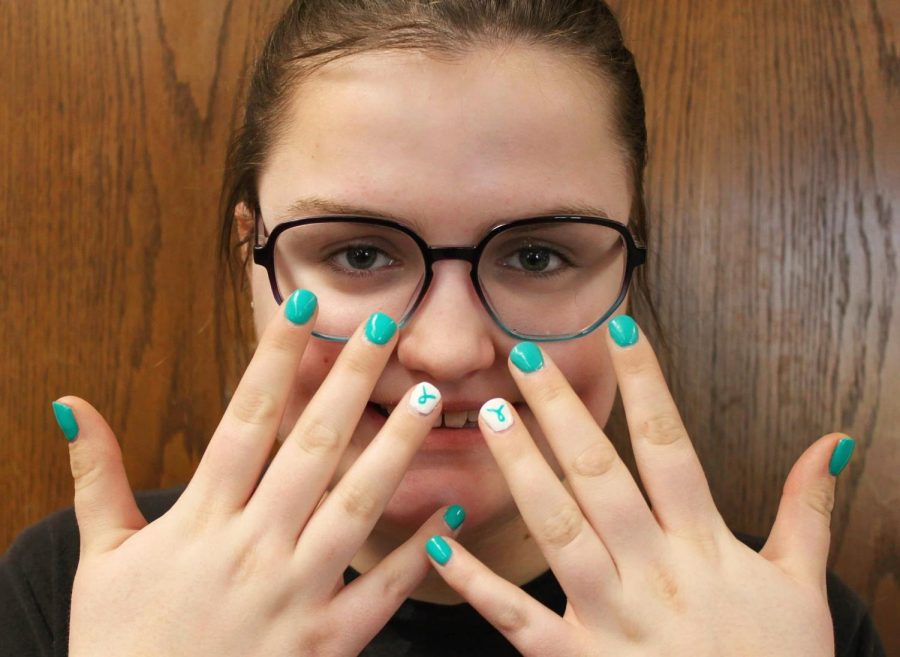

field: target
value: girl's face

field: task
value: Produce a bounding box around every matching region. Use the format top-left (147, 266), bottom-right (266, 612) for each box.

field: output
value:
top-left (248, 45), bottom-right (631, 538)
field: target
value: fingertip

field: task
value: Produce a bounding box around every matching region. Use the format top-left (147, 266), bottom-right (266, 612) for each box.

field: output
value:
top-left (828, 436), bottom-right (855, 477)
top-left (425, 535), bottom-right (453, 566)
top-left (608, 313), bottom-right (639, 348)
top-left (283, 288), bottom-right (318, 326)
top-left (407, 381), bottom-right (442, 417)
top-left (51, 398), bottom-right (80, 442)
top-left (443, 504), bottom-right (466, 531)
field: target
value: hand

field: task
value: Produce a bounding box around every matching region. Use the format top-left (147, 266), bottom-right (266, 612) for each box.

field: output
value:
top-left (60, 294), bottom-right (458, 657)
top-left (426, 315), bottom-right (848, 657)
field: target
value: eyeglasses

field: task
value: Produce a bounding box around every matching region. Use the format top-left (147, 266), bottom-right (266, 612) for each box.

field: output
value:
top-left (253, 214), bottom-right (647, 342)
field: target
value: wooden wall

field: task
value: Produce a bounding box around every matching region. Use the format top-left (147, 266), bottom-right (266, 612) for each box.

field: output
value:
top-left (1, 0), bottom-right (896, 651)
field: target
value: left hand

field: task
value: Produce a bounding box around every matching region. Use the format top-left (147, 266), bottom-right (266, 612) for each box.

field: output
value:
top-left (425, 315), bottom-right (846, 657)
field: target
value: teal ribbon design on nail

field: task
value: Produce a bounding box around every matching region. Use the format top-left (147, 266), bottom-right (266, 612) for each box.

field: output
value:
top-left (486, 403), bottom-right (507, 423)
top-left (418, 385), bottom-right (437, 405)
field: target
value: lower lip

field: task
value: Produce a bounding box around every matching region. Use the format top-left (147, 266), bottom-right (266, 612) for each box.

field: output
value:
top-left (364, 402), bottom-right (500, 450)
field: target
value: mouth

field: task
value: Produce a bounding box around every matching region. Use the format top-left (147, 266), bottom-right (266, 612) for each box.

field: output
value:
top-left (366, 401), bottom-right (523, 429)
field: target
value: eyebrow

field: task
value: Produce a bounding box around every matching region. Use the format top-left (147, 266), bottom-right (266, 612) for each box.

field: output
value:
top-left (270, 196), bottom-right (620, 233)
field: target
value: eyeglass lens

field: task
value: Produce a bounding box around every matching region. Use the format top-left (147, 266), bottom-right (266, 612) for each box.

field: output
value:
top-left (271, 220), bottom-right (627, 338)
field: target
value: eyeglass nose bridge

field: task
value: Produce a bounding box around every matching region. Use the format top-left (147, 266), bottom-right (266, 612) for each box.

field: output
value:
top-left (425, 245), bottom-right (480, 265)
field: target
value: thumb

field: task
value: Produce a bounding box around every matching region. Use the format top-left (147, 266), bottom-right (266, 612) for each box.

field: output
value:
top-left (52, 396), bottom-right (147, 555)
top-left (760, 432), bottom-right (856, 590)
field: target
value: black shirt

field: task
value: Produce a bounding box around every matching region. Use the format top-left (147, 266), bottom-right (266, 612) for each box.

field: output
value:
top-left (1, 485), bottom-right (886, 656)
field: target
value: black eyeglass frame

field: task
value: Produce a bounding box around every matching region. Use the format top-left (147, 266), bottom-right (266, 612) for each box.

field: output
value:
top-left (253, 214), bottom-right (647, 342)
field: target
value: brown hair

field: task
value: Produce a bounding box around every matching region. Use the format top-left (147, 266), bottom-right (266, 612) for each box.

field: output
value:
top-left (216, 0), bottom-right (669, 389)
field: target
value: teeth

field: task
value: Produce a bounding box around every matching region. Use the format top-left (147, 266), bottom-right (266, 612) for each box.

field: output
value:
top-left (376, 402), bottom-right (485, 429)
top-left (442, 410), bottom-right (468, 428)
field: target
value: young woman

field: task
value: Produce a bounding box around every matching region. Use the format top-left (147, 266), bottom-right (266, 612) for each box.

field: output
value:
top-left (2, 1), bottom-right (884, 655)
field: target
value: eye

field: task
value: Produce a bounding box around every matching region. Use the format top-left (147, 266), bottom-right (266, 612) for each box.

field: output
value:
top-left (329, 244), bottom-right (398, 274)
top-left (499, 244), bottom-right (570, 275)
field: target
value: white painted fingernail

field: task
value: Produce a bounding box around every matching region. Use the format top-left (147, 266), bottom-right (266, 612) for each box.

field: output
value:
top-left (409, 382), bottom-right (441, 416)
top-left (480, 398), bottom-right (514, 432)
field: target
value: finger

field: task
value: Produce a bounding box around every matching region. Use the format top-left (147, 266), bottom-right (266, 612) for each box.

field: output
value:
top-left (426, 536), bottom-right (587, 657)
top-left (761, 433), bottom-right (854, 590)
top-left (607, 314), bottom-right (726, 539)
top-left (507, 342), bottom-right (666, 567)
top-left (330, 505), bottom-right (466, 655)
top-left (245, 311), bottom-right (398, 536)
top-left (183, 289), bottom-right (318, 514)
top-left (477, 398), bottom-right (620, 616)
top-left (295, 382), bottom-right (442, 585)
top-left (52, 397), bottom-right (147, 555)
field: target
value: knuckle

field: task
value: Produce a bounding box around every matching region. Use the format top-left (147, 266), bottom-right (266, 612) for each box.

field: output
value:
top-left (341, 349), bottom-right (374, 378)
top-left (571, 440), bottom-right (618, 478)
top-left (804, 481), bottom-right (835, 525)
top-left (645, 561), bottom-right (684, 612)
top-left (263, 328), bottom-right (300, 358)
top-left (532, 378), bottom-right (568, 407)
top-left (639, 413), bottom-right (688, 446)
top-left (620, 353), bottom-right (657, 378)
top-left (538, 503), bottom-right (584, 550)
top-left (69, 448), bottom-right (106, 492)
top-left (293, 417), bottom-right (343, 456)
top-left (229, 387), bottom-right (279, 427)
top-left (336, 481), bottom-right (379, 521)
top-left (494, 601), bottom-right (528, 635)
top-left (378, 566), bottom-right (411, 603)
top-left (230, 540), bottom-right (266, 585)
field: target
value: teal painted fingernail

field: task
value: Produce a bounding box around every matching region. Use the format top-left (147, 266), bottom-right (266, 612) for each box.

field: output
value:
top-left (285, 289), bottom-right (317, 325)
top-left (609, 314), bottom-right (639, 347)
top-left (510, 342), bottom-right (544, 373)
top-left (51, 401), bottom-right (79, 442)
top-left (426, 536), bottom-right (453, 565)
top-left (444, 505), bottom-right (466, 530)
top-left (365, 312), bottom-right (396, 345)
top-left (829, 437), bottom-right (856, 476)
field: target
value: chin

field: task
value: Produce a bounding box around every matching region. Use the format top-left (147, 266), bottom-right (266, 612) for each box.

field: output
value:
top-left (375, 459), bottom-right (520, 537)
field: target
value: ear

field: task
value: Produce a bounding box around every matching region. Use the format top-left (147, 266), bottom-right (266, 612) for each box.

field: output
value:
top-left (235, 201), bottom-right (255, 261)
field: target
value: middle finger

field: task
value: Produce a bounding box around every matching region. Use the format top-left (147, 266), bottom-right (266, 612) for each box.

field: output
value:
top-left (244, 311), bottom-right (398, 539)
top-left (507, 341), bottom-right (666, 569)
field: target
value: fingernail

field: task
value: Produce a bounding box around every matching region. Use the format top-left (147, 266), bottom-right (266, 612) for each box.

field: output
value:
top-left (409, 382), bottom-right (441, 415)
top-left (510, 342), bottom-right (544, 373)
top-left (365, 312), bottom-right (396, 345)
top-left (51, 401), bottom-right (79, 442)
top-left (829, 437), bottom-right (856, 476)
top-left (480, 398), bottom-right (514, 433)
top-left (426, 536), bottom-right (453, 565)
top-left (444, 504), bottom-right (466, 530)
top-left (609, 314), bottom-right (639, 347)
top-left (285, 289), bottom-right (317, 325)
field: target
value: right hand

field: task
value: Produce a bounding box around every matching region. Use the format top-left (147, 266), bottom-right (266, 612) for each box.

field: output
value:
top-left (60, 294), bottom-right (456, 657)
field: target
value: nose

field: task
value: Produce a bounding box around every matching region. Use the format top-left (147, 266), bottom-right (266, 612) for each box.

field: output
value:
top-left (395, 261), bottom-right (498, 382)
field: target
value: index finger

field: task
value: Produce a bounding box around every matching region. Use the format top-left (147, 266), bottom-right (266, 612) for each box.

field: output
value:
top-left (180, 288), bottom-right (319, 515)
top-left (607, 314), bottom-right (726, 540)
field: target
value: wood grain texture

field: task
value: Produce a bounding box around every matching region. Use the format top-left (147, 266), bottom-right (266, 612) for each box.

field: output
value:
top-left (1, 0), bottom-right (896, 651)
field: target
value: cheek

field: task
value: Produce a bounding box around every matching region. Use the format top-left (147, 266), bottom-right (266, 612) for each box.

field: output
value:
top-left (276, 339), bottom-right (343, 441)
top-left (546, 333), bottom-right (617, 426)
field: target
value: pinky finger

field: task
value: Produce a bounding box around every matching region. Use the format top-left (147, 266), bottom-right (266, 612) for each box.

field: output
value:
top-left (426, 537), bottom-right (586, 657)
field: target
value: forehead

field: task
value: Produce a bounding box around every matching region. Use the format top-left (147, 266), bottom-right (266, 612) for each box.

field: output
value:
top-left (259, 45), bottom-right (631, 241)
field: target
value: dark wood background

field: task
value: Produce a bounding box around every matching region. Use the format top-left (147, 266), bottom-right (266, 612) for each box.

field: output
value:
top-left (1, 0), bottom-right (896, 650)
